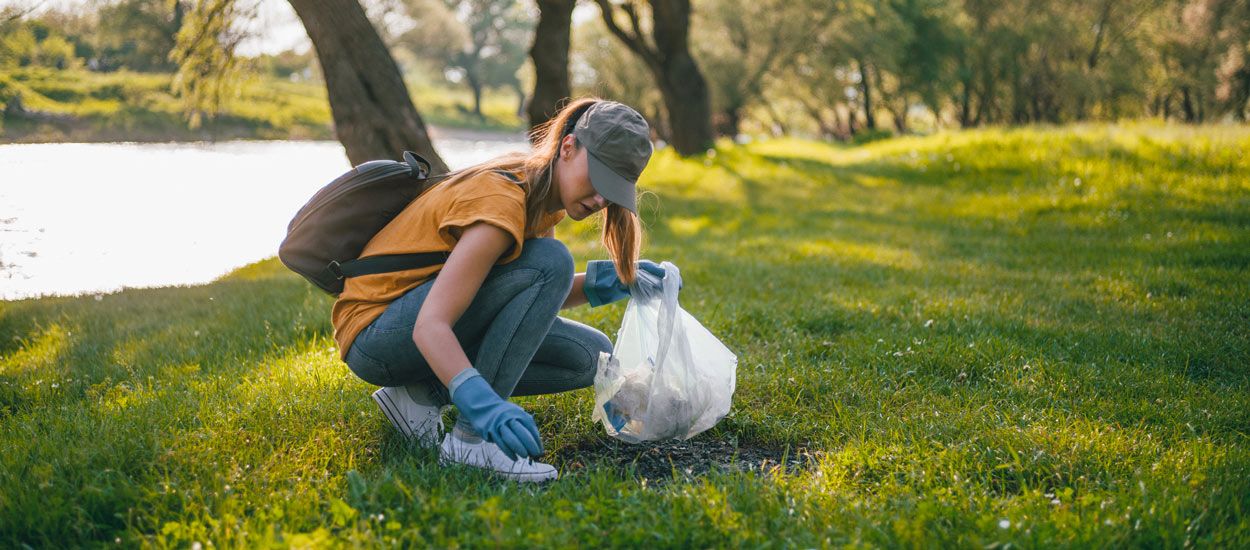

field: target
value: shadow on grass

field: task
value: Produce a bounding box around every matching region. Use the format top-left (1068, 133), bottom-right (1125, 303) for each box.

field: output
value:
top-left (0, 276), bottom-right (331, 416)
top-left (555, 434), bottom-right (820, 484)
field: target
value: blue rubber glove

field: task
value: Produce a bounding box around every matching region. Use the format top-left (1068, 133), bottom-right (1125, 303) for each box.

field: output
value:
top-left (583, 259), bottom-right (680, 307)
top-left (449, 372), bottom-right (543, 460)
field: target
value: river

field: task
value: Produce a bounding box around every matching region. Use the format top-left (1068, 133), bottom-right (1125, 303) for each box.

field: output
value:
top-left (0, 130), bottom-right (530, 301)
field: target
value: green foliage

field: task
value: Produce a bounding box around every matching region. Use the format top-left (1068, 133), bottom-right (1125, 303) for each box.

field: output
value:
top-left (93, 0), bottom-right (184, 72)
top-left (2, 124), bottom-right (1249, 545)
top-left (398, 0), bottom-right (534, 119)
top-left (169, 0), bottom-right (248, 129)
top-left (0, 21), bottom-right (84, 70)
top-left (0, 66), bottom-right (532, 141)
top-left (571, 15), bottom-right (664, 128)
top-left (0, 67), bottom-right (333, 142)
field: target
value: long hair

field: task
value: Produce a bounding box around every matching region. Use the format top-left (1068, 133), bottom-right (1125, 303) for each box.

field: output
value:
top-left (432, 97), bottom-right (644, 285)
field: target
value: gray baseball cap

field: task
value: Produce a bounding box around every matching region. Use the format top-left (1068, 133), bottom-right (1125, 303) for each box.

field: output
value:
top-left (572, 101), bottom-right (653, 214)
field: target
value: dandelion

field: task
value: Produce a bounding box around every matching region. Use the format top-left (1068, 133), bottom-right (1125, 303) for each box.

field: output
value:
top-left (999, 519), bottom-right (1011, 529)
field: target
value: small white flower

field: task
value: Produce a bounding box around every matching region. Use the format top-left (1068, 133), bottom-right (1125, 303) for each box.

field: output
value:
top-left (999, 519), bottom-right (1011, 529)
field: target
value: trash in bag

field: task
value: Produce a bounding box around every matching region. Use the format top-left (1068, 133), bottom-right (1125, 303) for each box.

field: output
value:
top-left (591, 261), bottom-right (738, 443)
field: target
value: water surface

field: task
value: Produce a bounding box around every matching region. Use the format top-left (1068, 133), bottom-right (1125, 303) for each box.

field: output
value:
top-left (1, 133), bottom-right (528, 300)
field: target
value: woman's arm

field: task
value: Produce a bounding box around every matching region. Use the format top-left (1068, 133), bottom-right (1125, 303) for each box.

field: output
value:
top-left (561, 272), bottom-right (588, 309)
top-left (412, 221), bottom-right (514, 388)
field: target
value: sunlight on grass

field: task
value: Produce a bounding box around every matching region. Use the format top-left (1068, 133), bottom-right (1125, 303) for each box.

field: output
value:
top-left (0, 322), bottom-right (69, 377)
top-left (2, 123), bottom-right (1248, 546)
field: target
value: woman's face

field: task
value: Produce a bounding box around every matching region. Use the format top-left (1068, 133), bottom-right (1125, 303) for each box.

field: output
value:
top-left (554, 135), bottom-right (609, 221)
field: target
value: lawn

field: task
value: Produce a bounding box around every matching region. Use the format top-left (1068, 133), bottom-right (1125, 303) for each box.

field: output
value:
top-left (1, 122), bottom-right (1248, 547)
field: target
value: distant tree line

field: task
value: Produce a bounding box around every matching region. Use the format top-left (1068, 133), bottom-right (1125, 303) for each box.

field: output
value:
top-left (2, 0), bottom-right (1248, 162)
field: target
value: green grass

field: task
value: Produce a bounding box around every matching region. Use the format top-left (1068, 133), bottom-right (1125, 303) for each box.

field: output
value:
top-left (0, 67), bottom-right (525, 142)
top-left (2, 122), bottom-right (1249, 546)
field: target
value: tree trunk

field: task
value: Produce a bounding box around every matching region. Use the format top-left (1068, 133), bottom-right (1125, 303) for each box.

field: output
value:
top-left (512, 81), bottom-right (527, 118)
top-left (958, 72), bottom-right (973, 127)
top-left (761, 98), bottom-right (788, 136)
top-left (893, 99), bottom-right (907, 133)
top-left (595, 0), bottom-right (714, 156)
top-left (857, 57), bottom-right (876, 130)
top-left (287, 0), bottom-right (446, 170)
top-left (1181, 86), bottom-right (1195, 122)
top-left (528, 0), bottom-right (575, 136)
top-left (467, 70), bottom-right (484, 119)
top-left (653, 49), bottom-right (714, 154)
top-left (1234, 68), bottom-right (1250, 121)
top-left (713, 105), bottom-right (742, 137)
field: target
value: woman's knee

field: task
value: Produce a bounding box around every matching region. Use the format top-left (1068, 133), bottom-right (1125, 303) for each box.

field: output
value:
top-left (520, 237), bottom-right (574, 284)
top-left (587, 328), bottom-right (613, 359)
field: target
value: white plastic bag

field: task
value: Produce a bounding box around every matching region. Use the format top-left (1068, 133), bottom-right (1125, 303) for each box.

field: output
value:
top-left (591, 261), bottom-right (738, 442)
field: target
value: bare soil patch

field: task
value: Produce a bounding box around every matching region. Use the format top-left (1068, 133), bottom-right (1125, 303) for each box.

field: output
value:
top-left (556, 436), bottom-right (822, 483)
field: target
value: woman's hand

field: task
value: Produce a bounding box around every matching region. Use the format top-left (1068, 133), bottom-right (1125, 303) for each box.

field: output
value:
top-left (582, 259), bottom-right (680, 307)
top-left (449, 372), bottom-right (543, 460)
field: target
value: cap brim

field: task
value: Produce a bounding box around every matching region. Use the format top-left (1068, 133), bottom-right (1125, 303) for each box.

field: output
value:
top-left (585, 149), bottom-right (638, 215)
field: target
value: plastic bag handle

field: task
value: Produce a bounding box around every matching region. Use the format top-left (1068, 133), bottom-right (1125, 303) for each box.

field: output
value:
top-left (649, 262), bottom-right (682, 379)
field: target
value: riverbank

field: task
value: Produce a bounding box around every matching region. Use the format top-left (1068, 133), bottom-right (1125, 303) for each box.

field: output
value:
top-left (3, 125), bottom-right (1248, 546)
top-left (0, 67), bottom-right (527, 144)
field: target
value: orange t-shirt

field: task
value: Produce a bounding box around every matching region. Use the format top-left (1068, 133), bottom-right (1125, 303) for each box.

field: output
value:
top-left (331, 169), bottom-right (566, 360)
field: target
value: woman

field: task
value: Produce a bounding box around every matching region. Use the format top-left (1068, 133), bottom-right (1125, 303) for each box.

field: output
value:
top-left (332, 98), bottom-right (670, 482)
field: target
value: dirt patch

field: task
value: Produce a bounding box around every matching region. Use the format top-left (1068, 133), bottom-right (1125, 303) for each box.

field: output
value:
top-left (556, 436), bottom-right (821, 483)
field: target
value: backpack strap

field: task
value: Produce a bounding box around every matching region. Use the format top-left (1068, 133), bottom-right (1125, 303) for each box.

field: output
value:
top-left (330, 252), bottom-right (451, 279)
top-left (330, 169), bottom-right (525, 280)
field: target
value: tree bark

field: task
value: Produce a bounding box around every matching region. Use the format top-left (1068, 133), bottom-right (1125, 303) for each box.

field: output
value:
top-left (856, 57), bottom-right (876, 130)
top-left (595, 0), bottom-right (714, 156)
top-left (287, 0), bottom-right (446, 170)
top-left (528, 0), bottom-right (575, 136)
top-left (713, 106), bottom-right (742, 137)
top-left (1181, 86), bottom-right (1196, 122)
top-left (760, 98), bottom-right (789, 136)
top-left (467, 70), bottom-right (485, 119)
top-left (959, 75), bottom-right (973, 127)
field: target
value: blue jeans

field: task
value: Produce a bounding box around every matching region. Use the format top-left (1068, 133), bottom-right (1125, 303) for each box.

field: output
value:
top-left (343, 238), bottom-right (612, 407)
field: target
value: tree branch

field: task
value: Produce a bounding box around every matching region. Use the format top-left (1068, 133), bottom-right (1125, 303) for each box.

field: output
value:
top-left (1, 1), bottom-right (43, 25)
top-left (593, 0), bottom-right (660, 69)
top-left (744, 3), bottom-right (838, 98)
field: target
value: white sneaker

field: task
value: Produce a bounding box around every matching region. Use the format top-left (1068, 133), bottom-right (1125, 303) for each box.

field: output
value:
top-left (371, 386), bottom-right (446, 448)
top-left (438, 433), bottom-right (559, 483)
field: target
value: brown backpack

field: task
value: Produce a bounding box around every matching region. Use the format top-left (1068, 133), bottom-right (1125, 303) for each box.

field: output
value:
top-left (278, 151), bottom-right (521, 296)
